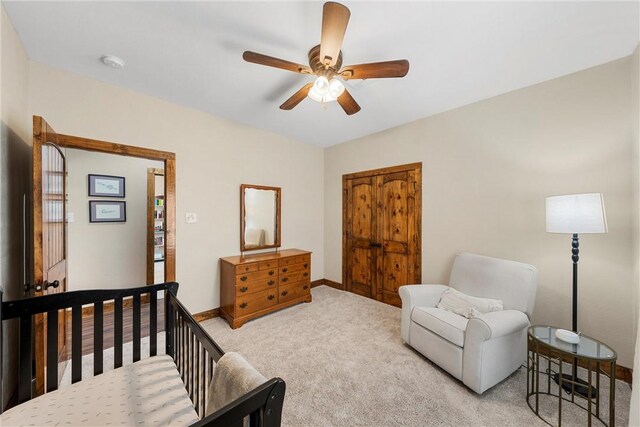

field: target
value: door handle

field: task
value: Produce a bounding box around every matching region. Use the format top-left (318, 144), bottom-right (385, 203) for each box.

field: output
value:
top-left (25, 280), bottom-right (59, 293)
top-left (44, 280), bottom-right (60, 290)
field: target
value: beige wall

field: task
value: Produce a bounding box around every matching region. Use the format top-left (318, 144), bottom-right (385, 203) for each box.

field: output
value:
top-left (28, 61), bottom-right (324, 314)
top-left (630, 44), bottom-right (640, 427)
top-left (324, 56), bottom-right (636, 367)
top-left (0, 5), bottom-right (31, 409)
top-left (65, 148), bottom-right (162, 291)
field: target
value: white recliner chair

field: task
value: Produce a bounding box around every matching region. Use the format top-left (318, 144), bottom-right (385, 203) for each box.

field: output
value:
top-left (399, 252), bottom-right (538, 394)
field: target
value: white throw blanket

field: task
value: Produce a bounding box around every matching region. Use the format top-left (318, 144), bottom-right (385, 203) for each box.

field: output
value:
top-left (437, 288), bottom-right (503, 318)
top-left (205, 352), bottom-right (267, 416)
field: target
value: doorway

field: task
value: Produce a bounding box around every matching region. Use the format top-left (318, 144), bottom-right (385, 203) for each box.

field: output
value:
top-left (32, 116), bottom-right (177, 396)
top-left (147, 168), bottom-right (165, 284)
top-left (342, 162), bottom-right (422, 307)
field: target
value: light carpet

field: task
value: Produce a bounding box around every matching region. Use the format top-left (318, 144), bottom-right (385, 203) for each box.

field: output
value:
top-left (201, 285), bottom-right (631, 427)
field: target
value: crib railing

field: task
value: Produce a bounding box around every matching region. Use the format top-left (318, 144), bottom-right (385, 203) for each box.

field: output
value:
top-left (0, 283), bottom-right (286, 427)
top-left (167, 292), bottom-right (286, 427)
top-left (0, 282), bottom-right (178, 405)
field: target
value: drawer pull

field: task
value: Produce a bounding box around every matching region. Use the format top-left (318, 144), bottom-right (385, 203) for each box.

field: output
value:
top-left (281, 290), bottom-right (288, 297)
top-left (239, 302), bottom-right (248, 309)
top-left (267, 294), bottom-right (275, 300)
top-left (282, 268), bottom-right (288, 273)
top-left (268, 270), bottom-right (275, 276)
top-left (303, 285), bottom-right (308, 290)
top-left (304, 263), bottom-right (308, 268)
top-left (240, 276), bottom-right (247, 282)
top-left (303, 272), bottom-right (309, 277)
top-left (239, 286), bottom-right (248, 293)
top-left (282, 277), bottom-right (288, 283)
top-left (268, 280), bottom-right (275, 286)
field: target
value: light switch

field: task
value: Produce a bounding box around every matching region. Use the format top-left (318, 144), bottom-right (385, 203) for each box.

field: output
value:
top-left (185, 212), bottom-right (197, 224)
top-left (67, 212), bottom-right (75, 223)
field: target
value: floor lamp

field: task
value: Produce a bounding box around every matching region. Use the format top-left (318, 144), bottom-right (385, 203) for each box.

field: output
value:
top-left (546, 193), bottom-right (608, 398)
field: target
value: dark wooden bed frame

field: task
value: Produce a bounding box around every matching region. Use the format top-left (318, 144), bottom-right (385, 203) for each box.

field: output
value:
top-left (0, 282), bottom-right (286, 427)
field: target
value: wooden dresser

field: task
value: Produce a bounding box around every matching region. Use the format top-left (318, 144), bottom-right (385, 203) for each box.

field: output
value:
top-left (220, 249), bottom-right (312, 328)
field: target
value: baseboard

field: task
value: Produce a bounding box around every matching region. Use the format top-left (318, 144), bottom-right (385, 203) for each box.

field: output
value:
top-left (193, 308), bottom-right (220, 322)
top-left (617, 365), bottom-right (633, 385)
top-left (311, 278), bottom-right (345, 291)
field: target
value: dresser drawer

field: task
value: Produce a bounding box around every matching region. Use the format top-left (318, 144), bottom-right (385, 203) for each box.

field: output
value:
top-left (280, 269), bottom-right (310, 284)
top-left (258, 260), bottom-right (278, 271)
top-left (279, 280), bottom-right (311, 303)
top-left (236, 263), bottom-right (258, 274)
top-left (235, 278), bottom-right (277, 296)
top-left (235, 268), bottom-right (278, 285)
top-left (279, 254), bottom-right (310, 267)
top-left (236, 288), bottom-right (278, 315)
top-left (279, 261), bottom-right (310, 275)
top-left (296, 254), bottom-right (310, 264)
top-left (278, 256), bottom-right (297, 267)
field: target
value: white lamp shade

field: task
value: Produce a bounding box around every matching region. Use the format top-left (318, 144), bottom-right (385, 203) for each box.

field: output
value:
top-left (546, 193), bottom-right (608, 234)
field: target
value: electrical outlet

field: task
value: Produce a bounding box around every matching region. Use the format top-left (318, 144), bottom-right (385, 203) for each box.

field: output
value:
top-left (185, 212), bottom-right (197, 224)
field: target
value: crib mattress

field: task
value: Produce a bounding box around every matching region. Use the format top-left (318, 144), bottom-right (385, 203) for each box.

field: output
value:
top-left (1, 355), bottom-right (199, 426)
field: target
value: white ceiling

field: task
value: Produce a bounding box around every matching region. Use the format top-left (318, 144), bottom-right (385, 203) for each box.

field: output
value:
top-left (4, 1), bottom-right (639, 147)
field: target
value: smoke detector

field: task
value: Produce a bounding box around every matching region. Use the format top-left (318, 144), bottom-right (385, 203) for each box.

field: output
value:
top-left (100, 55), bottom-right (126, 69)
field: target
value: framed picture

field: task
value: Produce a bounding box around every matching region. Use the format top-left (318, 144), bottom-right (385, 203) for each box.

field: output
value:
top-left (89, 201), bottom-right (126, 223)
top-left (88, 174), bottom-right (125, 198)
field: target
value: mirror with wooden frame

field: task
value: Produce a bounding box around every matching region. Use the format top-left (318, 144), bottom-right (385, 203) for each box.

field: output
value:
top-left (240, 184), bottom-right (281, 252)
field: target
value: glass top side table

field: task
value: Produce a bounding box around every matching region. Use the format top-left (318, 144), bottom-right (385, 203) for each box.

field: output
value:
top-left (527, 325), bottom-right (617, 426)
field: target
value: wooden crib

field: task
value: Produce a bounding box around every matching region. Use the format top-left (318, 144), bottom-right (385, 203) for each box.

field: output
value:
top-left (0, 282), bottom-right (285, 426)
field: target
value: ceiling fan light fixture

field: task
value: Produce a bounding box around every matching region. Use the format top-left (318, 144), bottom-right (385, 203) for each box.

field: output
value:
top-left (313, 76), bottom-right (330, 95)
top-left (328, 78), bottom-right (345, 98)
top-left (308, 86), bottom-right (324, 102)
top-left (308, 76), bottom-right (344, 103)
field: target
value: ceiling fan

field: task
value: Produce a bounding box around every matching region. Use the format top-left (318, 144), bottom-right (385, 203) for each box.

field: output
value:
top-left (243, 2), bottom-right (410, 115)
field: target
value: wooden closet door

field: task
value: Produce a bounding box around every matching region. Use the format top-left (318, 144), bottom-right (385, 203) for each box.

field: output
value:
top-left (343, 163), bottom-right (421, 306)
top-left (376, 170), bottom-right (421, 306)
top-left (344, 177), bottom-right (377, 298)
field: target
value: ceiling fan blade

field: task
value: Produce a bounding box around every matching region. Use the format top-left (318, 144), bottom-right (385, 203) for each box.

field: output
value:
top-left (337, 89), bottom-right (361, 115)
top-left (340, 60), bottom-right (410, 80)
top-left (280, 83), bottom-right (314, 110)
top-left (320, 2), bottom-right (350, 68)
top-left (243, 51), bottom-right (312, 74)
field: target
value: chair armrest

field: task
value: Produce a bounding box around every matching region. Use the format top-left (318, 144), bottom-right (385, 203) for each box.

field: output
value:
top-left (399, 284), bottom-right (449, 343)
top-left (466, 310), bottom-right (530, 342)
top-left (463, 310), bottom-right (530, 394)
